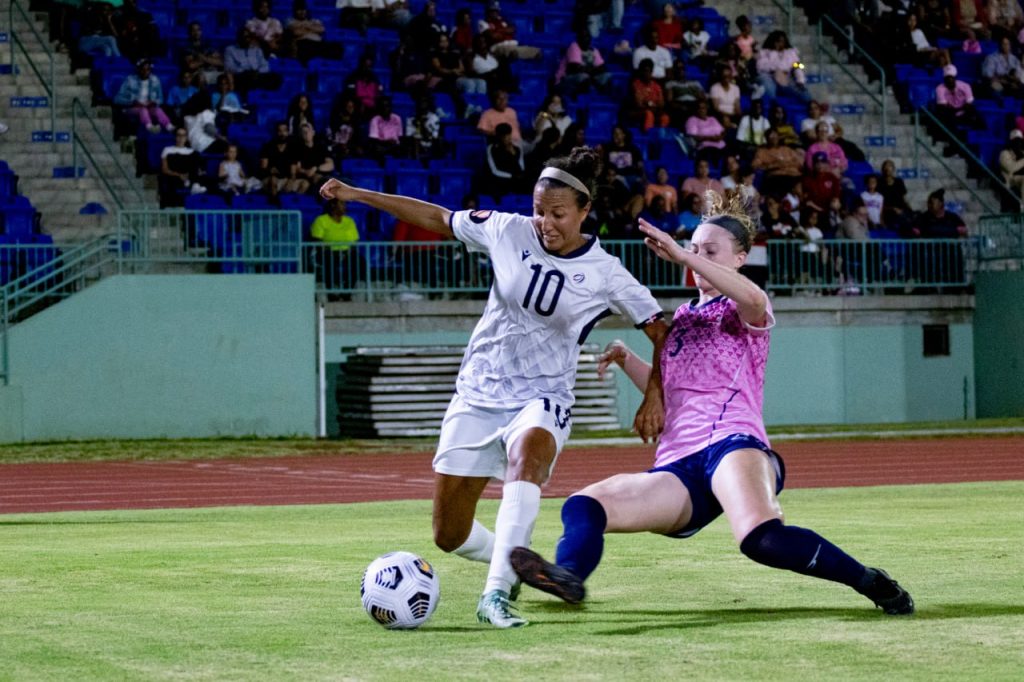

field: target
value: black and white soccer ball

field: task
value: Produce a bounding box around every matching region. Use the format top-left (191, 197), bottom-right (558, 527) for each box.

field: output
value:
top-left (360, 551), bottom-right (440, 629)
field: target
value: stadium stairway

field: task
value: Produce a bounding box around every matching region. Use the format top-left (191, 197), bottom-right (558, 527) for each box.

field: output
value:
top-left (715, 1), bottom-right (1002, 223)
top-left (0, 6), bottom-right (154, 242)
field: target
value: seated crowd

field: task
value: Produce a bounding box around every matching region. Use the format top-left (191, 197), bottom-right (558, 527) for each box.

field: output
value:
top-left (44, 0), bottom-right (977, 293)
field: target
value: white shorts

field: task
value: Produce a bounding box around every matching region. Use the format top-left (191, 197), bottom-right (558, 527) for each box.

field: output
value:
top-left (432, 394), bottom-right (573, 480)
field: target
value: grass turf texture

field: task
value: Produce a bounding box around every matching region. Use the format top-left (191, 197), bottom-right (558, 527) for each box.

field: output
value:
top-left (1, 417), bottom-right (1023, 464)
top-left (1, 482), bottom-right (1021, 681)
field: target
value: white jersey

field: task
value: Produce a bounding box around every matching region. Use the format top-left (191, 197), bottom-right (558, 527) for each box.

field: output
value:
top-left (451, 209), bottom-right (663, 409)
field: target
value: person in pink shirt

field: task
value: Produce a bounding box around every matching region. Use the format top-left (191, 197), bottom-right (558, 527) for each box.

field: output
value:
top-left (681, 158), bottom-right (724, 199)
top-left (804, 120), bottom-right (848, 176)
top-left (368, 96), bottom-right (403, 157)
top-left (935, 64), bottom-right (984, 130)
top-left (510, 192), bottom-right (915, 618)
top-left (685, 100), bottom-right (726, 165)
top-left (476, 89), bottom-right (521, 142)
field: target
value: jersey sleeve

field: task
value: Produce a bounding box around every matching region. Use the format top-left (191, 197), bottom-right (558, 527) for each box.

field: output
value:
top-left (743, 291), bottom-right (776, 334)
top-left (450, 209), bottom-right (517, 254)
top-left (605, 260), bottom-right (664, 327)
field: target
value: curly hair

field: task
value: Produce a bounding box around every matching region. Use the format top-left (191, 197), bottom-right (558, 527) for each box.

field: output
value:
top-left (701, 189), bottom-right (758, 253)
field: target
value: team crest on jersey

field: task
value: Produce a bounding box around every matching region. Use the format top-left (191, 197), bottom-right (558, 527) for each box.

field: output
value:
top-left (521, 249), bottom-right (531, 261)
top-left (469, 210), bottom-right (492, 223)
top-left (572, 273), bottom-right (585, 283)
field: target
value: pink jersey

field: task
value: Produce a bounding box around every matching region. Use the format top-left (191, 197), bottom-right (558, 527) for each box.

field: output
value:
top-left (654, 294), bottom-right (775, 467)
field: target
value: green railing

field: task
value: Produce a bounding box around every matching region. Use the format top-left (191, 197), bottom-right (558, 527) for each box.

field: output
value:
top-left (1, 289), bottom-right (8, 386)
top-left (815, 13), bottom-right (888, 141)
top-left (913, 108), bottom-right (1008, 215)
top-left (769, 0), bottom-right (795, 38)
top-left (8, 0), bottom-right (56, 145)
top-left (72, 98), bottom-right (148, 211)
top-left (976, 213), bottom-right (1024, 261)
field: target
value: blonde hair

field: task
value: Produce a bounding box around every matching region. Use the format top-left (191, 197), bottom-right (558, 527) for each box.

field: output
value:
top-left (700, 189), bottom-right (758, 252)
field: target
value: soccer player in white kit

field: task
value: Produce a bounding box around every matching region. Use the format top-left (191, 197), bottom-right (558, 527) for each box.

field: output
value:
top-left (320, 147), bottom-right (669, 627)
top-left (510, 192), bottom-right (915, 616)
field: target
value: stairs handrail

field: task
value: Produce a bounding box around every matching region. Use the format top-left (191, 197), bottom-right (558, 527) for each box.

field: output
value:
top-left (8, 0), bottom-right (57, 146)
top-left (71, 98), bottom-right (149, 210)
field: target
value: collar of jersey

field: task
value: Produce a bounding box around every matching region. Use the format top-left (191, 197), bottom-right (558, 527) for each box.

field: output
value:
top-left (690, 294), bottom-right (725, 309)
top-left (533, 227), bottom-right (598, 259)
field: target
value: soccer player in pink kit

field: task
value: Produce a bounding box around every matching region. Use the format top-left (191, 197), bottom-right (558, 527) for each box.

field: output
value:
top-left (511, 192), bottom-right (914, 616)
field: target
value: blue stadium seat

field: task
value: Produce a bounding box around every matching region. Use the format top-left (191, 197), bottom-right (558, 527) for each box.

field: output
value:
top-left (907, 79), bottom-right (936, 109)
top-left (308, 59), bottom-right (347, 94)
top-left (584, 103), bottom-right (619, 138)
top-left (394, 169), bottom-right (430, 198)
top-left (232, 193), bottom-right (272, 211)
top-left (0, 196), bottom-right (36, 238)
top-left (437, 168), bottom-right (474, 204)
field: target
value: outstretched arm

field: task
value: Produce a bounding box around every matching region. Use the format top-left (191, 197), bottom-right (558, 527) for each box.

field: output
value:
top-left (639, 218), bottom-right (768, 328)
top-left (319, 178), bottom-right (453, 238)
top-left (597, 340), bottom-right (652, 391)
top-left (633, 318), bottom-right (669, 444)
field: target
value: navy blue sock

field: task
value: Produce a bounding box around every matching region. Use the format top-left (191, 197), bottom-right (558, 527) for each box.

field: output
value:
top-left (740, 519), bottom-right (868, 587)
top-left (554, 495), bottom-right (607, 582)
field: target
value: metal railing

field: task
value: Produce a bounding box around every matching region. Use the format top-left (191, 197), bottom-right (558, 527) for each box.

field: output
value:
top-left (815, 13), bottom-right (888, 141)
top-left (976, 213), bottom-right (1024, 261)
top-left (8, 0), bottom-right (56, 146)
top-left (769, 0), bottom-right (795, 38)
top-left (913, 108), bottom-right (1009, 216)
top-left (71, 98), bottom-right (148, 211)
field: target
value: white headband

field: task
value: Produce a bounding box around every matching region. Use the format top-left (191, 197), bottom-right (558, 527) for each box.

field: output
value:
top-left (539, 167), bottom-right (591, 198)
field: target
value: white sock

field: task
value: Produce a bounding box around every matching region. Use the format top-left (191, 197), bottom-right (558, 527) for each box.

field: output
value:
top-left (484, 480), bottom-right (541, 595)
top-left (452, 519), bottom-right (495, 563)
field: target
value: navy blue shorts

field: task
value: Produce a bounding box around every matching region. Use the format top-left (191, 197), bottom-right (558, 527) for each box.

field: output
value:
top-left (648, 434), bottom-right (786, 539)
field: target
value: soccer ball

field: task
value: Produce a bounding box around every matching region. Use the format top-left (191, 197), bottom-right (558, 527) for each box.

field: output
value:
top-left (360, 551), bottom-right (440, 629)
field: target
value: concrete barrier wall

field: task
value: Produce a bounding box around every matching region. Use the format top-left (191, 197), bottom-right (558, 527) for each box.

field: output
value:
top-left (0, 275), bottom-right (316, 442)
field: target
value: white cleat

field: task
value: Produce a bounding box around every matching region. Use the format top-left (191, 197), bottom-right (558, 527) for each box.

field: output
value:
top-left (476, 589), bottom-right (528, 628)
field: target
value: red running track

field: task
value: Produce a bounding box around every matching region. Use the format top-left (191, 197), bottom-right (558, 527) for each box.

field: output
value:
top-left (1, 437), bottom-right (1022, 514)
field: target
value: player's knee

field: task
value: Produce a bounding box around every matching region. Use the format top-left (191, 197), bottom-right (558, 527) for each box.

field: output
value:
top-left (739, 518), bottom-right (784, 564)
top-left (432, 525), bottom-right (466, 553)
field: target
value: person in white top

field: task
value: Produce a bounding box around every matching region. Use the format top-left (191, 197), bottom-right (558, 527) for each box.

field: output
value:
top-left (319, 148), bottom-right (669, 629)
top-left (633, 27), bottom-right (674, 80)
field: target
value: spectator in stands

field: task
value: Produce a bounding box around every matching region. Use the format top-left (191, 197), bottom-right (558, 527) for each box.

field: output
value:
top-left (953, 0), bottom-right (989, 39)
top-left (962, 28), bottom-right (983, 54)
top-left (836, 202), bottom-right (870, 293)
top-left (373, 0), bottom-right (413, 31)
top-left (720, 155), bottom-right (742, 192)
top-left (406, 95), bottom-right (443, 160)
top-left (430, 33), bottom-right (470, 106)
top-left (675, 191), bottom-right (703, 238)
top-left (183, 92), bottom-right (229, 155)
top-left (180, 21), bottom-right (224, 87)
top-left (212, 74), bottom-right (249, 126)
top-left (556, 30), bottom-right (612, 99)
top-left (602, 125), bottom-right (646, 192)
top-left (246, 0), bottom-right (284, 57)
top-left (805, 121), bottom-right (848, 177)
top-left (450, 8), bottom-right (475, 55)
top-left (469, 34), bottom-right (515, 96)
top-left (327, 93), bottom-right (363, 160)
top-left (861, 174), bottom-right (885, 227)
top-left (917, 188), bottom-right (967, 239)
top-left (761, 193), bottom-right (800, 284)
top-left (683, 17), bottom-right (714, 66)
top-left (736, 98), bottom-right (770, 152)
top-left (663, 59), bottom-right (706, 126)
top-left (998, 129), bottom-right (1024, 207)
top-left (982, 37), bottom-right (1024, 96)
top-left (78, 1), bottom-right (121, 58)
top-left (287, 93), bottom-right (316, 137)
top-left (577, 0), bottom-right (625, 39)
top-left (799, 101), bottom-right (836, 146)
top-left (479, 1), bottom-right (541, 61)
top-left (890, 12), bottom-right (941, 67)
top-left (526, 127), bottom-right (562, 179)
top-left (838, 201), bottom-right (870, 241)
top-left (224, 28), bottom-right (280, 95)
top-left (532, 94), bottom-right (573, 145)
top-left (633, 27), bottom-right (673, 81)
top-left (685, 99), bottom-right (727, 165)
top-left (338, 0), bottom-right (374, 35)
top-left (259, 121), bottom-right (303, 197)
top-left (393, 215), bottom-right (448, 294)
top-left (934, 64), bottom-right (983, 131)
top-left (709, 65), bottom-right (742, 125)
top-left (219, 144), bottom-right (264, 196)
top-left (749, 125), bottom-right (802, 195)
top-left (285, 1), bottom-right (327, 64)
top-left (159, 128), bottom-right (204, 207)
top-left (114, 58), bottom-right (174, 134)
top-left (556, 122), bottom-right (588, 157)
top-left (797, 206), bottom-right (826, 288)
top-left (407, 1), bottom-right (447, 54)
top-left (345, 52), bottom-right (383, 118)
top-left (482, 122), bottom-right (526, 199)
top-left (368, 96), bottom-right (403, 158)
top-left (477, 90), bottom-right (521, 142)
top-left (114, 0), bottom-right (160, 61)
top-left (638, 194), bottom-right (677, 233)
top-left (644, 166), bottom-right (678, 214)
top-left (310, 198), bottom-right (361, 292)
top-left (878, 159), bottom-right (912, 232)
top-left (166, 71), bottom-right (200, 123)
top-left (768, 103), bottom-right (802, 147)
top-left (918, 0), bottom-right (954, 42)
top-left (392, 33), bottom-right (435, 93)
top-left (593, 164), bottom-right (643, 238)
top-left (716, 40), bottom-right (756, 98)
top-left (988, 0), bottom-right (1024, 43)
top-left (293, 122), bottom-right (334, 194)
top-left (653, 3), bottom-right (684, 51)
top-left (681, 158), bottom-right (724, 199)
top-left (756, 30), bottom-right (811, 103)
top-left (630, 59), bottom-right (670, 132)
top-left (803, 151), bottom-right (843, 215)
top-left (733, 15), bottom-right (757, 63)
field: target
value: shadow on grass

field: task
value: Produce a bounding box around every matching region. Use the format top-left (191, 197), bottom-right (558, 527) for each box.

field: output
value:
top-left (517, 602), bottom-right (1024, 634)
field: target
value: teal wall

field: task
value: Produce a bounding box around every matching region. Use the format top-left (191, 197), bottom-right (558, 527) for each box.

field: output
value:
top-left (325, 316), bottom-right (976, 431)
top-left (974, 271), bottom-right (1024, 417)
top-left (0, 275), bottom-right (316, 442)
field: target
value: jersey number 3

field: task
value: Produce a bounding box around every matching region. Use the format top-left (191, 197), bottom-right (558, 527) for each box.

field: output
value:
top-left (522, 264), bottom-right (565, 317)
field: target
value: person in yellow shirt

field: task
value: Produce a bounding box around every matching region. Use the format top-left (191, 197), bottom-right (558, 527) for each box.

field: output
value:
top-left (310, 198), bottom-right (361, 291)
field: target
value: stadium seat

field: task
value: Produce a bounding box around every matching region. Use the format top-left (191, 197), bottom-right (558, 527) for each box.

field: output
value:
top-left (437, 168), bottom-right (473, 204)
top-left (394, 169), bottom-right (430, 198)
top-left (0, 196), bottom-right (36, 238)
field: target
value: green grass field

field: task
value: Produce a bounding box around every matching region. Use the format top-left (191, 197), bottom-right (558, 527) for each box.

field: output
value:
top-left (1, 482), bottom-right (1022, 681)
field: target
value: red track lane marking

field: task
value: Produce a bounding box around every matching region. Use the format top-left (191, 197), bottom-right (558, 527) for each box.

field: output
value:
top-left (0, 437), bottom-right (1022, 514)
